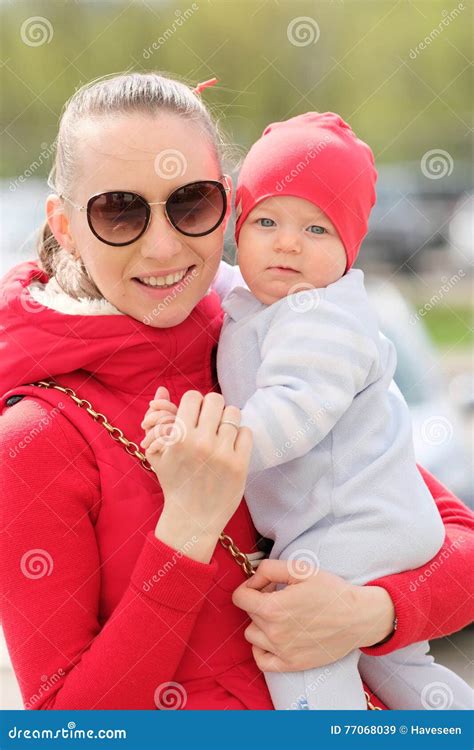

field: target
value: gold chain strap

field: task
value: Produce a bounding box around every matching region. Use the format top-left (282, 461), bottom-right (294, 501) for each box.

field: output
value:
top-left (28, 379), bottom-right (255, 579)
top-left (364, 691), bottom-right (382, 710)
top-left (26, 379), bottom-right (378, 710)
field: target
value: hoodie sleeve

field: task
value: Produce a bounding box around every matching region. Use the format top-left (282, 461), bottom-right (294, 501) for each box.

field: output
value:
top-left (0, 397), bottom-right (217, 710)
top-left (211, 261), bottom-right (247, 301)
top-left (362, 465), bottom-right (474, 656)
top-left (241, 295), bottom-right (379, 475)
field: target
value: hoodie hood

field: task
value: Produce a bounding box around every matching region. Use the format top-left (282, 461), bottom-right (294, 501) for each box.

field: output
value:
top-left (0, 261), bottom-right (224, 400)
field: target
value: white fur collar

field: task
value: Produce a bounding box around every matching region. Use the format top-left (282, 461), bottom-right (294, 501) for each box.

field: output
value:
top-left (28, 277), bottom-right (123, 316)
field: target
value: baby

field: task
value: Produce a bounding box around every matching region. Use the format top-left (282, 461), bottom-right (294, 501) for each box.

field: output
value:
top-left (143, 113), bottom-right (473, 710)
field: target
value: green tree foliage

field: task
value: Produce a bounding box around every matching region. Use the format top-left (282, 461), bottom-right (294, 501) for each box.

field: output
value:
top-left (1, 0), bottom-right (472, 176)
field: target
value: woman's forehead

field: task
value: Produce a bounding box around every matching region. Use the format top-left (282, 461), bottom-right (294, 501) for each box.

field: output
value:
top-left (74, 113), bottom-right (219, 195)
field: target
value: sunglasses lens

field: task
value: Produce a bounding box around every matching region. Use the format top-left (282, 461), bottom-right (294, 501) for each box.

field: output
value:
top-left (88, 192), bottom-right (148, 245)
top-left (167, 182), bottom-right (226, 235)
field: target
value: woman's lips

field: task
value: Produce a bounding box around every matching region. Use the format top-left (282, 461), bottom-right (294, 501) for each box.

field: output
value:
top-left (133, 265), bottom-right (197, 297)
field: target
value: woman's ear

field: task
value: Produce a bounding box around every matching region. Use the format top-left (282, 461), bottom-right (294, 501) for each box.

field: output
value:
top-left (45, 194), bottom-right (76, 255)
top-left (221, 173), bottom-right (233, 234)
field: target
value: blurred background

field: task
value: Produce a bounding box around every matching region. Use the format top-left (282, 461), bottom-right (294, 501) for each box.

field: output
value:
top-left (1, 0), bottom-right (472, 708)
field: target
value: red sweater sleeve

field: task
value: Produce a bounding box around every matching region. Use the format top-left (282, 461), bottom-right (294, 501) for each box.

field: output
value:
top-left (0, 397), bottom-right (217, 710)
top-left (362, 464), bottom-right (474, 656)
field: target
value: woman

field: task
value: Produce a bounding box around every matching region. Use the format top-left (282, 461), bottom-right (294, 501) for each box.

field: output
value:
top-left (0, 72), bottom-right (472, 710)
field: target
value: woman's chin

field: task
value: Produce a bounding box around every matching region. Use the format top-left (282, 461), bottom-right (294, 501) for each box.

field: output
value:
top-left (114, 268), bottom-right (217, 327)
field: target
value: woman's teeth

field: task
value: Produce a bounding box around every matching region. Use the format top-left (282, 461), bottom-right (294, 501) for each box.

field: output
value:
top-left (139, 268), bottom-right (189, 287)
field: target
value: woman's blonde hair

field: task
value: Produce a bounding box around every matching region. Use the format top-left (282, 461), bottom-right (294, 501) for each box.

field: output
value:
top-left (40, 71), bottom-right (226, 300)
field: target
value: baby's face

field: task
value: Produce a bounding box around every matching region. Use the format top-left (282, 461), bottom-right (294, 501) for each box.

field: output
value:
top-left (237, 196), bottom-right (347, 305)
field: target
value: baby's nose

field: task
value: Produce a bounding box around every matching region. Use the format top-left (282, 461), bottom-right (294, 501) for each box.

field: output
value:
top-left (274, 230), bottom-right (301, 252)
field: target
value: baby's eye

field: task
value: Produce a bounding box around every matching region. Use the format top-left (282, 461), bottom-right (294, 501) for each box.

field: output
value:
top-left (307, 225), bottom-right (327, 235)
top-left (257, 218), bottom-right (276, 227)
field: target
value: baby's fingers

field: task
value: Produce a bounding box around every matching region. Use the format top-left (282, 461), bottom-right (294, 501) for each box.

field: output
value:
top-left (140, 429), bottom-right (157, 450)
top-left (141, 406), bottom-right (177, 431)
top-left (141, 427), bottom-right (168, 450)
top-left (144, 436), bottom-right (165, 456)
top-left (148, 399), bottom-right (177, 412)
top-left (140, 422), bottom-right (175, 449)
top-left (153, 386), bottom-right (170, 401)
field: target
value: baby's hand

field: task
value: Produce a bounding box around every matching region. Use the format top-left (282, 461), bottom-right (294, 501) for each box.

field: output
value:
top-left (140, 386), bottom-right (178, 456)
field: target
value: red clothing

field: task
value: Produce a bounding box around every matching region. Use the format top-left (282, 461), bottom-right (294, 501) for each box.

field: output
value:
top-left (235, 112), bottom-right (377, 271)
top-left (364, 465), bottom-right (474, 655)
top-left (0, 261), bottom-right (473, 710)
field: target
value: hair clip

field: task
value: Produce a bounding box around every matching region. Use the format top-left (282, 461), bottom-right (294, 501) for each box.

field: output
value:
top-left (193, 78), bottom-right (218, 95)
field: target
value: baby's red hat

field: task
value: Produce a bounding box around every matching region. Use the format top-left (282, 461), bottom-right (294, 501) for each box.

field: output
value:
top-left (235, 112), bottom-right (377, 271)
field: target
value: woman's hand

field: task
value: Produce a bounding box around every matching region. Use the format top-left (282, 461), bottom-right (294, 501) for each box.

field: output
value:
top-left (232, 559), bottom-right (395, 672)
top-left (142, 387), bottom-right (253, 564)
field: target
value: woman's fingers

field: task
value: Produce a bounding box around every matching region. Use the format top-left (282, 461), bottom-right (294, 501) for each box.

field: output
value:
top-left (237, 559), bottom-right (292, 597)
top-left (233, 425), bottom-right (253, 464)
top-left (232, 579), bottom-right (274, 617)
top-left (251, 645), bottom-right (288, 673)
top-left (243, 622), bottom-right (273, 651)
top-left (176, 390), bottom-right (204, 430)
top-left (196, 392), bottom-right (226, 438)
top-left (216, 404), bottom-right (241, 446)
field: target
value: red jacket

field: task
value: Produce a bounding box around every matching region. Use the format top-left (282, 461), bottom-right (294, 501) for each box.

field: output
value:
top-left (0, 261), bottom-right (473, 710)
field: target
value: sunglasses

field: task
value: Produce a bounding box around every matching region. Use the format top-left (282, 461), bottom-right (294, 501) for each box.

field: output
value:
top-left (60, 179), bottom-right (230, 247)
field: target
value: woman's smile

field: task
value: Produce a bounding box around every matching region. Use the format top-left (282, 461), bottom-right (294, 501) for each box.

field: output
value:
top-left (131, 264), bottom-right (198, 297)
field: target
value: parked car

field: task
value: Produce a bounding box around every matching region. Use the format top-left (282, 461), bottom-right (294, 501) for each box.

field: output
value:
top-left (449, 192), bottom-right (474, 267)
top-left (363, 162), bottom-right (472, 270)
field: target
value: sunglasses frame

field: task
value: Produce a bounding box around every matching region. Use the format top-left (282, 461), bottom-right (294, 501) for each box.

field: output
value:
top-left (59, 178), bottom-right (231, 247)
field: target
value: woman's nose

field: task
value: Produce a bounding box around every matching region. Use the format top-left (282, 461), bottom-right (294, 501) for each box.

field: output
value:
top-left (139, 207), bottom-right (183, 260)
